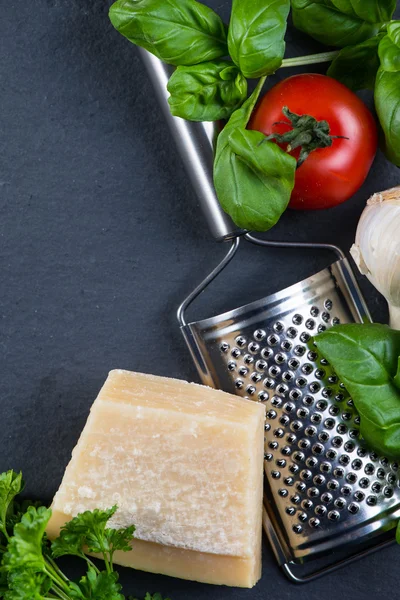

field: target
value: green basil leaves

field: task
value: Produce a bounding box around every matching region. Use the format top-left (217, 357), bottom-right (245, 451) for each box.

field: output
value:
top-left (375, 22), bottom-right (400, 166)
top-left (214, 85), bottom-right (296, 231)
top-left (315, 323), bottom-right (400, 458)
top-left (291, 0), bottom-right (396, 47)
top-left (167, 61), bottom-right (247, 121)
top-left (109, 0), bottom-right (227, 66)
top-left (327, 34), bottom-right (384, 90)
top-left (228, 0), bottom-right (290, 78)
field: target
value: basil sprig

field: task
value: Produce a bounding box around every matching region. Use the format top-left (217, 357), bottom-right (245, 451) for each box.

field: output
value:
top-left (109, 0), bottom-right (227, 66)
top-left (291, 0), bottom-right (396, 47)
top-left (167, 61), bottom-right (247, 121)
top-left (327, 34), bottom-right (385, 90)
top-left (228, 0), bottom-right (290, 78)
top-left (375, 21), bottom-right (400, 166)
top-left (315, 324), bottom-right (400, 458)
top-left (213, 82), bottom-right (296, 231)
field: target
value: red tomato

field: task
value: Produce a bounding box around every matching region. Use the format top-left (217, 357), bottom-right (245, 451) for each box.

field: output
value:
top-left (248, 74), bottom-right (378, 210)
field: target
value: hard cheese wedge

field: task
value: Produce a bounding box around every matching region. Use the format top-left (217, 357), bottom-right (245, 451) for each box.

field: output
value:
top-left (46, 370), bottom-right (265, 587)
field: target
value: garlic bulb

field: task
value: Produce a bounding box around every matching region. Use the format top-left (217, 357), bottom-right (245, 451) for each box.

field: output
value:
top-left (350, 187), bottom-right (400, 330)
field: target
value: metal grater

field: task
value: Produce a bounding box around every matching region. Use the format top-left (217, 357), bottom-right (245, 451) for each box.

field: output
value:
top-left (140, 50), bottom-right (400, 582)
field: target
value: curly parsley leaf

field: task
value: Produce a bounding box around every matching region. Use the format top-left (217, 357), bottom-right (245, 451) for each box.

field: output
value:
top-left (68, 567), bottom-right (124, 600)
top-left (4, 507), bottom-right (51, 572)
top-left (4, 570), bottom-right (51, 600)
top-left (0, 472), bottom-right (24, 540)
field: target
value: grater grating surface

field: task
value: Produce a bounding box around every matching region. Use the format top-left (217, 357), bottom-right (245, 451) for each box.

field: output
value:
top-left (180, 254), bottom-right (400, 570)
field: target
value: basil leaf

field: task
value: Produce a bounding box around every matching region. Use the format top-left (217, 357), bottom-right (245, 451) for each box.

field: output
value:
top-left (291, 0), bottom-right (395, 47)
top-left (228, 0), bottom-right (290, 78)
top-left (109, 0), bottom-right (227, 66)
top-left (327, 34), bottom-right (384, 91)
top-left (167, 61), bottom-right (247, 121)
top-left (375, 22), bottom-right (400, 166)
top-left (214, 88), bottom-right (296, 231)
top-left (315, 324), bottom-right (400, 458)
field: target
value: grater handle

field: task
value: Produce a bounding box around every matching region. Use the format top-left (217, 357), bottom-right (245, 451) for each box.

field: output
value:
top-left (139, 49), bottom-right (243, 242)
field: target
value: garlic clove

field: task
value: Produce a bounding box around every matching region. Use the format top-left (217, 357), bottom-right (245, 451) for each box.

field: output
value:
top-left (352, 186), bottom-right (400, 330)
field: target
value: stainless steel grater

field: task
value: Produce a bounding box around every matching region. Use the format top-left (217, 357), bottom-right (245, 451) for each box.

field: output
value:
top-left (140, 50), bottom-right (400, 582)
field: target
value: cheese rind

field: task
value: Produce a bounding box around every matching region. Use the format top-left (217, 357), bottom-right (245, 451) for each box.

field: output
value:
top-left (47, 370), bottom-right (265, 587)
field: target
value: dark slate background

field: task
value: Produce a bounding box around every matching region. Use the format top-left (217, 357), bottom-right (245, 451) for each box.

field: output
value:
top-left (1, 1), bottom-right (400, 598)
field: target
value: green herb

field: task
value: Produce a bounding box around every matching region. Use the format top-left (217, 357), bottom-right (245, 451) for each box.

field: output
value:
top-left (213, 80), bottom-right (296, 231)
top-left (327, 34), bottom-right (385, 90)
top-left (375, 21), bottom-right (400, 166)
top-left (315, 323), bottom-right (400, 458)
top-left (291, 0), bottom-right (395, 47)
top-left (167, 61), bottom-right (247, 121)
top-left (0, 470), bottom-right (168, 600)
top-left (228, 0), bottom-right (290, 78)
top-left (108, 0), bottom-right (227, 66)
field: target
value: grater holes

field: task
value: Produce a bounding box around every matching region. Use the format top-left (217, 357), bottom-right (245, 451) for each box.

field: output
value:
top-left (297, 512), bottom-right (308, 522)
top-left (286, 506), bottom-right (296, 516)
top-left (354, 491), bottom-right (365, 502)
top-left (341, 485), bottom-right (352, 496)
top-left (284, 476), bottom-right (294, 486)
top-left (328, 375), bottom-right (338, 384)
top-left (282, 446), bottom-right (293, 457)
top-left (384, 486), bottom-right (394, 498)
top-left (235, 336), bottom-right (247, 348)
top-left (366, 495), bottom-right (377, 506)
top-left (251, 372), bottom-right (262, 383)
top-left (308, 487), bottom-right (320, 498)
top-left (326, 449), bottom-right (337, 460)
top-left (305, 318), bottom-right (316, 330)
top-left (299, 438), bottom-right (310, 450)
top-left (287, 327), bottom-right (298, 339)
top-left (288, 358), bottom-right (300, 370)
top-left (322, 387), bottom-right (333, 398)
top-left (244, 354), bottom-right (255, 366)
top-left (231, 347), bottom-right (241, 358)
top-left (291, 495), bottom-right (301, 505)
top-left (376, 468), bottom-right (386, 480)
top-left (289, 463), bottom-right (299, 474)
top-left (281, 340), bottom-right (293, 352)
top-left (305, 426), bottom-right (317, 437)
top-left (315, 505), bottom-right (327, 517)
top-left (282, 371), bottom-right (295, 383)
top-left (287, 433), bottom-right (297, 444)
top-left (302, 363), bottom-right (313, 375)
top-left (327, 480), bottom-right (339, 491)
top-left (332, 317), bottom-right (341, 325)
top-left (293, 451), bottom-right (305, 463)
top-left (310, 413), bottom-right (322, 425)
top-left (267, 335), bottom-right (279, 347)
top-left (294, 345), bottom-right (306, 357)
top-left (351, 459), bottom-right (363, 470)
top-left (357, 447), bottom-right (367, 458)
top-left (265, 423), bottom-right (271, 432)
top-left (310, 306), bottom-right (319, 317)
top-left (245, 385), bottom-right (256, 396)
top-left (334, 497), bottom-right (347, 510)
top-left (292, 524), bottom-right (303, 534)
top-left (309, 517), bottom-right (320, 528)
top-left (275, 353), bottom-right (287, 365)
top-left (334, 467), bottom-right (345, 479)
top-left (318, 325), bottom-right (327, 334)
top-left (306, 457), bottom-right (318, 468)
top-left (325, 299), bottom-right (333, 310)
top-left (293, 314), bottom-right (303, 325)
top-left (261, 347), bottom-right (273, 360)
top-left (319, 431), bottom-right (330, 443)
top-left (324, 418), bottom-right (335, 430)
top-left (312, 443), bottom-right (324, 456)
top-left (235, 379), bottom-right (244, 389)
top-left (332, 436), bottom-right (343, 448)
top-left (300, 332), bottom-right (311, 343)
top-left (344, 441), bottom-right (355, 453)
top-left (271, 470), bottom-right (281, 479)
top-left (371, 482), bottom-right (382, 493)
top-left (269, 441), bottom-right (279, 450)
top-left (302, 499), bottom-right (313, 510)
top-left (297, 408), bottom-right (309, 419)
top-left (303, 396), bottom-right (315, 407)
top-left (339, 455), bottom-right (350, 466)
top-left (365, 463), bottom-right (375, 475)
top-left (248, 341), bottom-right (260, 354)
top-left (328, 510), bottom-right (340, 521)
top-left (269, 365), bottom-right (281, 378)
top-left (238, 366), bottom-right (249, 377)
top-left (297, 483), bottom-right (307, 493)
top-left (392, 462), bottom-right (398, 472)
top-left (348, 502), bottom-right (360, 514)
top-left (380, 457), bottom-right (389, 467)
top-left (227, 361), bottom-right (236, 372)
top-left (296, 377), bottom-right (307, 388)
top-left (387, 472), bottom-right (396, 485)
top-left (289, 389), bottom-right (302, 401)
top-left (280, 415), bottom-right (290, 426)
top-left (278, 488), bottom-right (288, 498)
top-left (271, 397), bottom-right (282, 408)
top-left (313, 474), bottom-right (326, 486)
top-left (274, 430), bottom-right (285, 440)
top-left (258, 391), bottom-right (269, 402)
top-left (220, 342), bottom-right (230, 353)
top-left (346, 472), bottom-right (357, 484)
top-left (266, 409), bottom-right (277, 419)
top-left (264, 377), bottom-right (275, 390)
top-left (321, 492), bottom-right (333, 504)
top-left (309, 382), bottom-right (321, 394)
top-left (316, 400), bottom-right (328, 411)
top-left (320, 462), bottom-right (332, 474)
top-left (264, 453), bottom-right (273, 461)
top-left (330, 406), bottom-right (340, 416)
top-left (255, 360), bottom-right (268, 371)
top-left (359, 477), bottom-right (370, 489)
top-left (253, 329), bottom-right (266, 341)
top-left (308, 351), bottom-right (318, 361)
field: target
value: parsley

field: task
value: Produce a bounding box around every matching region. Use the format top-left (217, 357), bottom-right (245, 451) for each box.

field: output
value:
top-left (0, 470), bottom-right (170, 600)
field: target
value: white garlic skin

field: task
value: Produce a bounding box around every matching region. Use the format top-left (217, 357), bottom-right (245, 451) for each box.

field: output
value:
top-left (350, 187), bottom-right (400, 330)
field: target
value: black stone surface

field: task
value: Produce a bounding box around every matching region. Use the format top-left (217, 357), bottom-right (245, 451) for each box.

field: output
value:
top-left (1, 1), bottom-right (400, 598)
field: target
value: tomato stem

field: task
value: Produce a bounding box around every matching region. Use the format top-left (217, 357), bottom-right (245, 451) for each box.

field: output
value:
top-left (281, 51), bottom-right (339, 68)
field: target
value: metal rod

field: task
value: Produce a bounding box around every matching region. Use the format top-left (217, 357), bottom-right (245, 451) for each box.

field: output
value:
top-left (244, 233), bottom-right (346, 260)
top-left (177, 238), bottom-right (240, 327)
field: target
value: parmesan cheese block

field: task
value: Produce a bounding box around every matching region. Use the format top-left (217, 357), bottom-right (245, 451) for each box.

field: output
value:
top-left (47, 370), bottom-right (265, 587)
